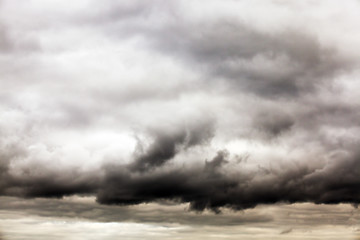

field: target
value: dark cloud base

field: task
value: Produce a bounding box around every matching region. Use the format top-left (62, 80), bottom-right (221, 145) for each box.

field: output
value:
top-left (1, 144), bottom-right (360, 213)
top-left (1, 120), bottom-right (360, 213)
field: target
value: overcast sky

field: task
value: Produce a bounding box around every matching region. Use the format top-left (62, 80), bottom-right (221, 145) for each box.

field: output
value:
top-left (1, 0), bottom-right (360, 239)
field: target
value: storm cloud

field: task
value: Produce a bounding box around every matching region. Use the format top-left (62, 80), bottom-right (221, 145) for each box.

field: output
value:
top-left (1, 0), bottom-right (360, 215)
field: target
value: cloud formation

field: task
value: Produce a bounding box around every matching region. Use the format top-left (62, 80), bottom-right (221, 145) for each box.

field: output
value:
top-left (129, 120), bottom-right (214, 172)
top-left (1, 0), bottom-right (360, 213)
top-left (154, 21), bottom-right (350, 98)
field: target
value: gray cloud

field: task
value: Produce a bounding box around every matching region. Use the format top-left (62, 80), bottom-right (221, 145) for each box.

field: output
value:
top-left (0, 196), bottom-right (273, 226)
top-left (0, 24), bottom-right (39, 54)
top-left (1, 145), bottom-right (360, 213)
top-left (0, 0), bottom-right (360, 219)
top-left (0, 24), bottom-right (11, 52)
top-left (96, 147), bottom-right (360, 212)
top-left (149, 20), bottom-right (352, 98)
top-left (0, 165), bottom-right (99, 198)
top-left (130, 121), bottom-right (214, 172)
top-left (253, 111), bottom-right (294, 137)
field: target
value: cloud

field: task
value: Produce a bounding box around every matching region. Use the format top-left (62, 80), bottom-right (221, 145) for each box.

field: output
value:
top-left (130, 120), bottom-right (214, 172)
top-left (0, 24), bottom-right (11, 52)
top-left (0, 196), bottom-right (273, 226)
top-left (96, 148), bottom-right (360, 212)
top-left (280, 228), bottom-right (293, 234)
top-left (253, 111), bottom-right (294, 137)
top-left (150, 19), bottom-right (352, 98)
top-left (1, 138), bottom-right (360, 212)
top-left (1, 0), bottom-right (360, 215)
top-left (0, 23), bottom-right (39, 54)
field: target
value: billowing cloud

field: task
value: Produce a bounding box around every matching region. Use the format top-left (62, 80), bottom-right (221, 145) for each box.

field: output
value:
top-left (129, 120), bottom-right (214, 172)
top-left (1, 0), bottom-right (360, 215)
top-left (153, 21), bottom-right (350, 98)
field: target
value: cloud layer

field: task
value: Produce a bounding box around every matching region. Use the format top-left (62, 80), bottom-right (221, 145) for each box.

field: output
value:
top-left (1, 0), bottom-right (360, 212)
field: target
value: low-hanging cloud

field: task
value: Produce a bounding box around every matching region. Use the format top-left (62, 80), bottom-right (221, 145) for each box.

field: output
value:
top-left (97, 148), bottom-right (360, 212)
top-left (1, 0), bottom-right (360, 214)
top-left (2, 141), bottom-right (360, 212)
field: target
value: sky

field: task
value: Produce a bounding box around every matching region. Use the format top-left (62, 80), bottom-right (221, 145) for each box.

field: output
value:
top-left (1, 0), bottom-right (360, 239)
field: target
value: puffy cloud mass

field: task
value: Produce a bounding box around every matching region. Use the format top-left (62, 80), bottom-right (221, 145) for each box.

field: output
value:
top-left (1, 0), bottom-right (360, 212)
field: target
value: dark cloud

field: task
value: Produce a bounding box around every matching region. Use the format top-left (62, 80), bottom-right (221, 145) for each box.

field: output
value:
top-left (299, 100), bottom-right (360, 130)
top-left (253, 111), bottom-right (294, 137)
top-left (0, 142), bottom-right (98, 198)
top-left (130, 121), bottom-right (214, 172)
top-left (1, 168), bottom-right (99, 198)
top-left (82, 0), bottom-right (352, 99)
top-left (150, 20), bottom-right (351, 98)
top-left (204, 150), bottom-right (229, 174)
top-left (95, 148), bottom-right (360, 212)
top-left (1, 0), bottom-right (360, 220)
top-left (97, 150), bottom-right (240, 212)
top-left (0, 143), bottom-right (26, 195)
top-left (1, 138), bottom-right (360, 212)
